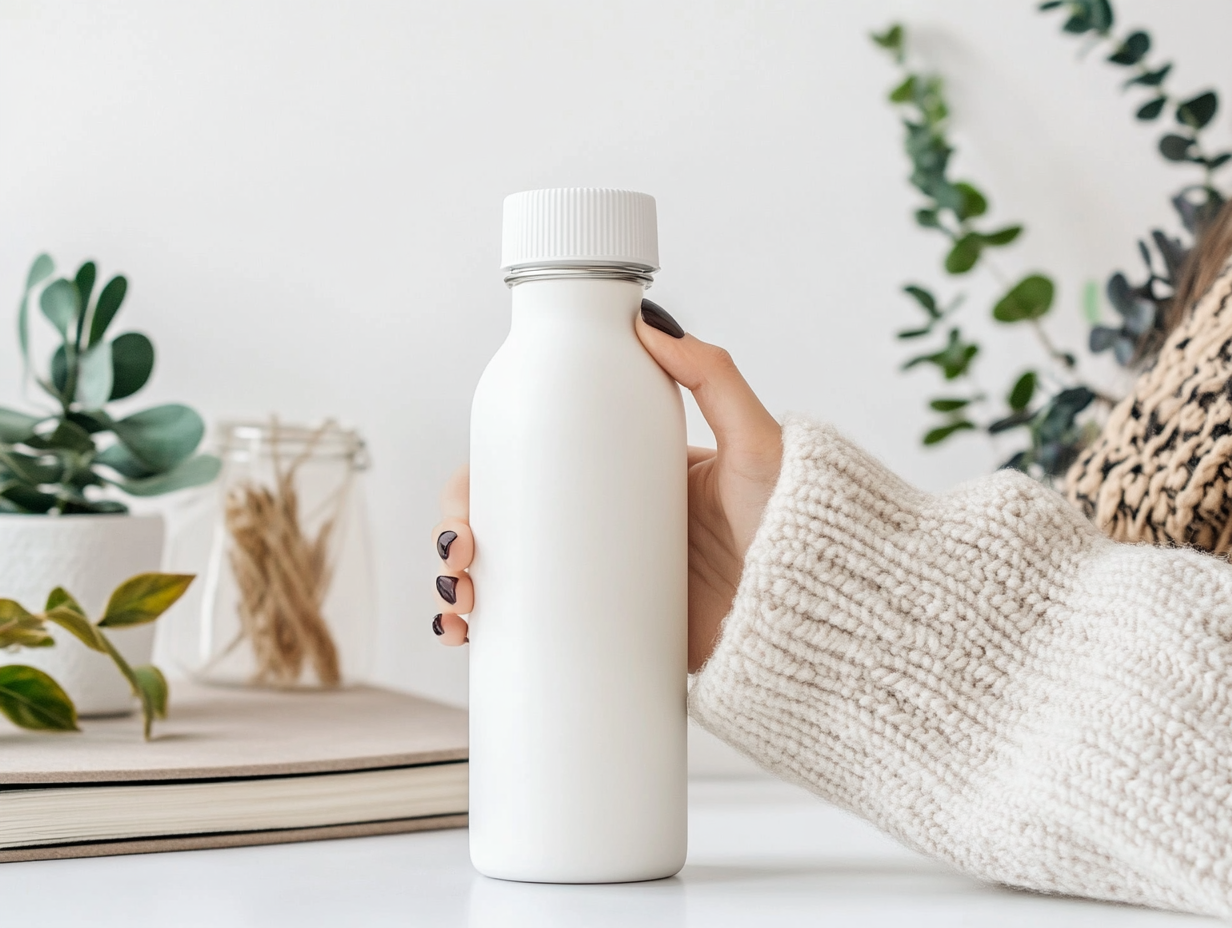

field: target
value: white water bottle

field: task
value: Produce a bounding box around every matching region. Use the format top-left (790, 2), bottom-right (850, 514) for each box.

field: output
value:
top-left (468, 188), bottom-right (688, 883)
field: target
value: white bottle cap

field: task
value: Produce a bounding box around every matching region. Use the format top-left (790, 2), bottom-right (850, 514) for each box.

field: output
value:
top-left (501, 188), bottom-right (659, 274)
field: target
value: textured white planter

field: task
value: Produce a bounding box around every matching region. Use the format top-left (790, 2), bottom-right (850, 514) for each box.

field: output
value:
top-left (0, 513), bottom-right (164, 717)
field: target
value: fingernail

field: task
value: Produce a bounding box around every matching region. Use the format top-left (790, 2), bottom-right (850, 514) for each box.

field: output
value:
top-left (641, 299), bottom-right (685, 338)
top-left (432, 614), bottom-right (444, 636)
top-left (437, 530), bottom-right (458, 560)
top-left (436, 575), bottom-right (458, 605)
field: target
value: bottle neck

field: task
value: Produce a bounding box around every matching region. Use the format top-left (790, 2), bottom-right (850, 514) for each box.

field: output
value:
top-left (503, 263), bottom-right (655, 288)
top-left (508, 276), bottom-right (648, 335)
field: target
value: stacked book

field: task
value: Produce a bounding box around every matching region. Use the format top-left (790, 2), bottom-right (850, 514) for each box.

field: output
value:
top-left (0, 682), bottom-right (468, 861)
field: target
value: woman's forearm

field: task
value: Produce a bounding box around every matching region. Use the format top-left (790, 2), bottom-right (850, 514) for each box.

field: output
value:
top-left (689, 415), bottom-right (1232, 917)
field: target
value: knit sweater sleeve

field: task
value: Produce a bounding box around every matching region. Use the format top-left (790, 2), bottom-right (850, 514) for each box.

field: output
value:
top-left (688, 414), bottom-right (1232, 917)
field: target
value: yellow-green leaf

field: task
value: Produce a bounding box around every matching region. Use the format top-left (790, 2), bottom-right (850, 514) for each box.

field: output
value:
top-left (44, 605), bottom-right (106, 652)
top-left (134, 664), bottom-right (169, 724)
top-left (0, 665), bottom-right (79, 731)
top-left (45, 586), bottom-right (86, 618)
top-left (99, 573), bottom-right (195, 628)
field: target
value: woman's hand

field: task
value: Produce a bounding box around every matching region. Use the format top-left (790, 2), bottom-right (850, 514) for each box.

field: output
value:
top-left (430, 300), bottom-right (782, 672)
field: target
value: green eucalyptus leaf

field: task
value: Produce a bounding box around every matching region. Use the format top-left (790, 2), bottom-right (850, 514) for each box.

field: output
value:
top-left (889, 75), bottom-right (916, 103)
top-left (111, 404), bottom-right (205, 472)
top-left (109, 332), bottom-right (155, 401)
top-left (944, 234), bottom-right (982, 274)
top-left (1177, 91), bottom-right (1217, 130)
top-left (0, 665), bottom-right (78, 732)
top-left (19, 255), bottom-right (55, 365)
top-left (0, 408), bottom-right (41, 443)
top-left (1126, 63), bottom-right (1172, 88)
top-left (106, 454), bottom-right (221, 497)
top-left (39, 279), bottom-right (81, 339)
top-left (75, 342), bottom-right (114, 409)
top-left (26, 254), bottom-right (55, 290)
top-left (1136, 97), bottom-right (1166, 121)
top-left (1008, 371), bottom-right (1037, 411)
top-left (979, 225), bottom-right (1023, 247)
top-left (99, 573), bottom-right (195, 628)
top-left (50, 344), bottom-right (69, 399)
top-left (88, 275), bottom-right (128, 347)
top-left (993, 274), bottom-right (1055, 322)
top-left (1107, 30), bottom-right (1149, 66)
top-left (1159, 134), bottom-right (1194, 161)
top-left (953, 182), bottom-right (987, 220)
top-left (923, 420), bottom-right (975, 446)
top-left (929, 398), bottom-right (970, 412)
top-left (903, 284), bottom-right (940, 318)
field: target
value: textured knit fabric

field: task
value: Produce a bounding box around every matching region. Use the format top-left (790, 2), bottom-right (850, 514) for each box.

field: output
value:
top-left (689, 415), bottom-right (1232, 917)
top-left (1067, 261), bottom-right (1232, 554)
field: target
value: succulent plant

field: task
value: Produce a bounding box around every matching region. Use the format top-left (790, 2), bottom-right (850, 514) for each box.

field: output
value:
top-left (1, 254), bottom-right (220, 514)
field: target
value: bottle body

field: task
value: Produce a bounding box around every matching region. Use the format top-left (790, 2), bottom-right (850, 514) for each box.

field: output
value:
top-left (468, 277), bottom-right (688, 883)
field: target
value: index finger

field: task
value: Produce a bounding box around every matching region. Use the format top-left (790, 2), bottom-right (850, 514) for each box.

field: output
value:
top-left (441, 464), bottom-right (470, 520)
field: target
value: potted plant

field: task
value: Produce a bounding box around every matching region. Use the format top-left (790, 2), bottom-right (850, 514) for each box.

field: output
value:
top-left (0, 254), bottom-right (219, 715)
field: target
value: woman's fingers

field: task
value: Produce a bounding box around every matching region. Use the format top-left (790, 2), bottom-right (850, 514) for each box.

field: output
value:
top-left (441, 464), bottom-right (470, 519)
top-left (432, 517), bottom-right (474, 571)
top-left (434, 612), bottom-right (469, 646)
top-left (435, 571), bottom-right (474, 615)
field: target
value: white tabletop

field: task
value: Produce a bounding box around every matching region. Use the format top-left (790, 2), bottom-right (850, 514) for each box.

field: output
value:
top-left (0, 779), bottom-right (1212, 927)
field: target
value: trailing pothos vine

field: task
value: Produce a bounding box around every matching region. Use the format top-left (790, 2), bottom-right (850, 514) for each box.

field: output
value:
top-left (873, 2), bottom-right (1230, 480)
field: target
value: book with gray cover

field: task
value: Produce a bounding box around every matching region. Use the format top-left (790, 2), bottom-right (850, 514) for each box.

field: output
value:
top-left (0, 681), bottom-right (468, 862)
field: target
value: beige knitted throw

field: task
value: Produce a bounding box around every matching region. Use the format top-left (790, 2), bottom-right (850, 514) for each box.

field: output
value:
top-left (1067, 261), bottom-right (1232, 553)
top-left (690, 415), bottom-right (1232, 916)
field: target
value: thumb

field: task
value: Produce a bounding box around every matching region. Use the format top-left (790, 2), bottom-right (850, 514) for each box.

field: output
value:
top-left (636, 299), bottom-right (780, 455)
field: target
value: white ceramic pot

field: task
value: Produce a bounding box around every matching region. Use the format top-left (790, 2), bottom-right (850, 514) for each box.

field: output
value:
top-left (0, 513), bottom-right (164, 717)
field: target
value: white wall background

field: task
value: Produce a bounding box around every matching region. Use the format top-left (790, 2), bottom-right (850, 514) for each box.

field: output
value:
top-left (2, 0), bottom-right (1228, 772)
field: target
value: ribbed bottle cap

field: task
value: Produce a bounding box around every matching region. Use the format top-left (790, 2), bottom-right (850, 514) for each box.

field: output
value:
top-left (501, 188), bottom-right (659, 273)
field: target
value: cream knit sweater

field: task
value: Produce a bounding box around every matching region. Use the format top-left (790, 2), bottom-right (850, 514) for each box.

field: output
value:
top-left (689, 415), bottom-right (1232, 917)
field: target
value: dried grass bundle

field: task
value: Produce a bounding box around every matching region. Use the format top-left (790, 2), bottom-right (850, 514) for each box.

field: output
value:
top-left (223, 420), bottom-right (342, 687)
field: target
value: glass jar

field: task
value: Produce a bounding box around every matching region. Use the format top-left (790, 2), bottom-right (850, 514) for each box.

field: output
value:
top-left (193, 420), bottom-right (374, 688)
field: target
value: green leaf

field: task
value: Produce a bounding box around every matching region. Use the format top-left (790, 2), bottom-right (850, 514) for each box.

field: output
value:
top-left (108, 332), bottom-right (155, 401)
top-left (897, 326), bottom-right (933, 340)
top-left (914, 208), bottom-right (942, 229)
top-left (1126, 63), bottom-right (1171, 88)
top-left (903, 284), bottom-right (940, 318)
top-left (871, 23), bottom-right (904, 59)
top-left (1204, 153), bottom-right (1232, 171)
top-left (1107, 30), bottom-right (1149, 66)
top-left (26, 254), bottom-right (55, 290)
top-left (88, 275), bottom-right (127, 347)
top-left (19, 255), bottom-right (55, 365)
top-left (75, 342), bottom-right (114, 409)
top-left (1177, 91), bottom-right (1218, 130)
top-left (0, 665), bottom-right (78, 732)
top-left (38, 418), bottom-right (94, 454)
top-left (1083, 280), bottom-right (1102, 324)
top-left (0, 448), bottom-right (61, 484)
top-left (106, 453), bottom-right (222, 497)
top-left (44, 605), bottom-right (106, 653)
top-left (889, 75), bottom-right (916, 103)
top-left (94, 441), bottom-right (156, 479)
top-left (902, 328), bottom-right (979, 380)
top-left (110, 404), bottom-right (205, 472)
top-left (1008, 371), bottom-right (1037, 411)
top-left (1159, 134), bottom-right (1194, 161)
top-left (39, 279), bottom-right (81, 339)
top-left (944, 234), bottom-right (982, 274)
top-left (953, 182), bottom-right (987, 220)
top-left (1038, 1), bottom-right (1063, 9)
top-left (979, 225), bottom-right (1022, 247)
top-left (988, 411), bottom-right (1034, 434)
top-left (0, 407), bottom-right (41, 443)
top-left (99, 572), bottom-right (195, 628)
top-left (45, 586), bottom-right (85, 617)
top-left (993, 274), bottom-right (1055, 322)
top-left (929, 398), bottom-right (970, 412)
top-left (133, 664), bottom-right (169, 721)
top-left (923, 420), bottom-right (975, 446)
top-left (1136, 97), bottom-right (1166, 121)
top-left (73, 261), bottom-right (97, 346)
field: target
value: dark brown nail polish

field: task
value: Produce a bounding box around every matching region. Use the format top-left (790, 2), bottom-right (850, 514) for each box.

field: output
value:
top-left (641, 299), bottom-right (685, 339)
top-left (437, 530), bottom-right (458, 560)
top-left (432, 614), bottom-right (444, 636)
top-left (436, 575), bottom-right (458, 605)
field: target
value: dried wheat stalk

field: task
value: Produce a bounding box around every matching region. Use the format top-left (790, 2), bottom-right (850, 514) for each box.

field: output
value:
top-left (224, 420), bottom-right (342, 687)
